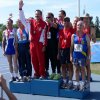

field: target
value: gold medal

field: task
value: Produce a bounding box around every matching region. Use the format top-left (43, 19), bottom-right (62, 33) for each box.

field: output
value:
top-left (34, 31), bottom-right (36, 34)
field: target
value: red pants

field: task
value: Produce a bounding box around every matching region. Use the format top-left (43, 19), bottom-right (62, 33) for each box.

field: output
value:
top-left (30, 41), bottom-right (45, 77)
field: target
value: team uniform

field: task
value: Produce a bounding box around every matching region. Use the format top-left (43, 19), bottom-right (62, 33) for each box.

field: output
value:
top-left (59, 28), bottom-right (73, 64)
top-left (30, 18), bottom-right (47, 78)
top-left (17, 10), bottom-right (32, 79)
top-left (73, 34), bottom-right (88, 67)
top-left (3, 29), bottom-right (16, 55)
top-left (2, 28), bottom-right (19, 81)
top-left (45, 23), bottom-right (59, 79)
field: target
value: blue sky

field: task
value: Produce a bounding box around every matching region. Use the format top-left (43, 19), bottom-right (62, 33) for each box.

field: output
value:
top-left (0, 0), bottom-right (100, 24)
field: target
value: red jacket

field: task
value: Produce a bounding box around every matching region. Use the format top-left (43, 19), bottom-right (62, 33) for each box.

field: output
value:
top-left (59, 28), bottom-right (73, 49)
top-left (30, 19), bottom-right (47, 46)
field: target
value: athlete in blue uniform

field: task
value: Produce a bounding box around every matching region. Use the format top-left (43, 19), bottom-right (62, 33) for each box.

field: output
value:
top-left (70, 21), bottom-right (90, 91)
top-left (2, 18), bottom-right (18, 81)
top-left (16, 0), bottom-right (32, 81)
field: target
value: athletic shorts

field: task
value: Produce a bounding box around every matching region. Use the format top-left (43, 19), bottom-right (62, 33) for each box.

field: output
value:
top-left (73, 58), bottom-right (86, 67)
top-left (59, 48), bottom-right (71, 64)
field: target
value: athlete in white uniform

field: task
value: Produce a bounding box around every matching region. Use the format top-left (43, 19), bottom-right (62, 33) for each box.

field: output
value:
top-left (2, 18), bottom-right (18, 81)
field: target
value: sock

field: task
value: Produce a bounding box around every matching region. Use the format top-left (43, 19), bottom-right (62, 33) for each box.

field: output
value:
top-left (11, 73), bottom-right (14, 77)
top-left (15, 73), bottom-right (18, 77)
top-left (63, 79), bottom-right (67, 83)
top-left (68, 80), bottom-right (72, 84)
top-left (74, 81), bottom-right (79, 86)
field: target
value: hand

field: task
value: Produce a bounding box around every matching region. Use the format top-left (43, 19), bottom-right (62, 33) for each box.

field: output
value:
top-left (70, 56), bottom-right (73, 62)
top-left (42, 46), bottom-right (46, 52)
top-left (46, 19), bottom-right (51, 23)
top-left (19, 0), bottom-right (24, 9)
top-left (3, 51), bottom-right (5, 56)
top-left (86, 58), bottom-right (90, 65)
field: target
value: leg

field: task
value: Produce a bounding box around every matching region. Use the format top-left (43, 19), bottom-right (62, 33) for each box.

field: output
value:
top-left (37, 43), bottom-right (46, 77)
top-left (66, 48), bottom-right (73, 81)
top-left (25, 43), bottom-right (32, 77)
top-left (59, 49), bottom-right (67, 83)
top-left (57, 59), bottom-right (61, 74)
top-left (12, 54), bottom-right (18, 77)
top-left (6, 55), bottom-right (13, 74)
top-left (18, 44), bottom-right (26, 77)
top-left (50, 55), bottom-right (56, 73)
top-left (30, 42), bottom-right (39, 77)
top-left (68, 63), bottom-right (73, 81)
top-left (45, 47), bottom-right (49, 72)
top-left (86, 61), bottom-right (91, 82)
top-left (6, 55), bottom-right (16, 81)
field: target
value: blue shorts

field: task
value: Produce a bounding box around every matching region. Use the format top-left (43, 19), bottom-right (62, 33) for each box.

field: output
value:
top-left (73, 58), bottom-right (86, 67)
top-left (5, 47), bottom-right (15, 55)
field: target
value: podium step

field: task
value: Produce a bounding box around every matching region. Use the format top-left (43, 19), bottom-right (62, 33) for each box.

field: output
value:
top-left (9, 81), bottom-right (31, 94)
top-left (59, 88), bottom-right (90, 99)
top-left (31, 79), bottom-right (61, 96)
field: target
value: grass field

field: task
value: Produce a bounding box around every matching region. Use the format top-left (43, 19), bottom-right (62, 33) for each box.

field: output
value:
top-left (91, 63), bottom-right (100, 75)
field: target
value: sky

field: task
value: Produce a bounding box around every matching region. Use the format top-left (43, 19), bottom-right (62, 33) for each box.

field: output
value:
top-left (0, 0), bottom-right (100, 24)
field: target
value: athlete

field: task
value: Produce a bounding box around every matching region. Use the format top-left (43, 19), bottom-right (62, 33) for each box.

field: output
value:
top-left (59, 17), bottom-right (73, 89)
top-left (82, 13), bottom-right (96, 83)
top-left (2, 18), bottom-right (18, 81)
top-left (70, 21), bottom-right (90, 91)
top-left (17, 0), bottom-right (32, 81)
top-left (45, 12), bottom-right (61, 80)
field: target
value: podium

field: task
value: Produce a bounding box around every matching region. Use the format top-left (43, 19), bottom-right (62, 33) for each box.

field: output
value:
top-left (9, 79), bottom-right (90, 99)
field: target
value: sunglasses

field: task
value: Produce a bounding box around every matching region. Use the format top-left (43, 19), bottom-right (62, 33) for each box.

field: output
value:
top-left (46, 17), bottom-right (51, 19)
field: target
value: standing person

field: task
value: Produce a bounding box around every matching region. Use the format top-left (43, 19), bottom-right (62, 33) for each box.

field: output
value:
top-left (45, 12), bottom-right (61, 80)
top-left (58, 17), bottom-right (73, 89)
top-left (70, 21), bottom-right (90, 91)
top-left (18, 4), bottom-right (47, 79)
top-left (58, 10), bottom-right (66, 25)
top-left (82, 13), bottom-right (96, 82)
top-left (16, 0), bottom-right (32, 81)
top-left (55, 10), bottom-right (67, 78)
top-left (2, 18), bottom-right (18, 81)
top-left (73, 16), bottom-right (79, 33)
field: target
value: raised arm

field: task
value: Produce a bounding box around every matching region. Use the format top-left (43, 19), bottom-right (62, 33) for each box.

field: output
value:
top-left (19, 0), bottom-right (30, 33)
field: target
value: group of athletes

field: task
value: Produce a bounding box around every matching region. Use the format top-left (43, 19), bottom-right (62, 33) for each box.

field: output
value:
top-left (2, 0), bottom-right (96, 91)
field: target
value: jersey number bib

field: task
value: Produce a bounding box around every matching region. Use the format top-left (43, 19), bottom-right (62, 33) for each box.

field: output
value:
top-left (74, 44), bottom-right (83, 52)
top-left (47, 32), bottom-right (51, 39)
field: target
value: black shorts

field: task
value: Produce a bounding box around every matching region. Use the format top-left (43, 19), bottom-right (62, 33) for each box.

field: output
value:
top-left (59, 48), bottom-right (71, 64)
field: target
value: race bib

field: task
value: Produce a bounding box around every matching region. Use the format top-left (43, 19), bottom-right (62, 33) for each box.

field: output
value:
top-left (22, 34), bottom-right (27, 41)
top-left (47, 32), bottom-right (51, 39)
top-left (9, 32), bottom-right (14, 39)
top-left (74, 44), bottom-right (83, 52)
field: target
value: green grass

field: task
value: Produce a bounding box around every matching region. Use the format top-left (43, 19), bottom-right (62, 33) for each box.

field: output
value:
top-left (91, 63), bottom-right (100, 75)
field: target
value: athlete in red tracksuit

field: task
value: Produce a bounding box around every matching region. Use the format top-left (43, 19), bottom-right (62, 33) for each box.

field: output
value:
top-left (30, 10), bottom-right (47, 79)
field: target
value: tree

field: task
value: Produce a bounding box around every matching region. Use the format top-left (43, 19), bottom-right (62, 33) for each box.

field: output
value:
top-left (95, 16), bottom-right (100, 38)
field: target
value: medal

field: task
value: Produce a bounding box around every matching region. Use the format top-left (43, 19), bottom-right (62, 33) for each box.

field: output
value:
top-left (64, 39), bottom-right (66, 43)
top-left (34, 31), bottom-right (36, 34)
